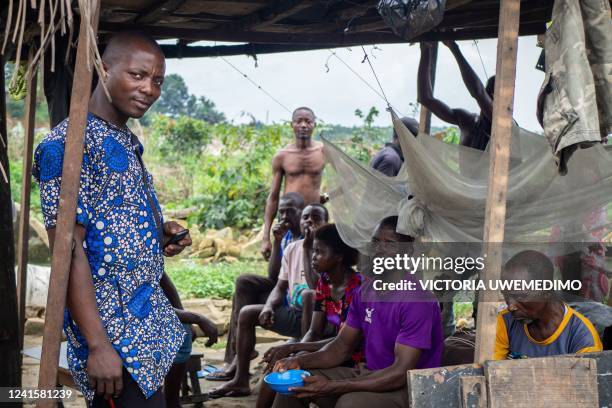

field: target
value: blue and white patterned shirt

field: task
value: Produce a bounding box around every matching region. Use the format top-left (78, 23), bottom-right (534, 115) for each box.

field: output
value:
top-left (33, 114), bottom-right (185, 400)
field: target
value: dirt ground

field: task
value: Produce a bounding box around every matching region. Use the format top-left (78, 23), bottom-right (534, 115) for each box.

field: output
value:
top-left (22, 333), bottom-right (287, 408)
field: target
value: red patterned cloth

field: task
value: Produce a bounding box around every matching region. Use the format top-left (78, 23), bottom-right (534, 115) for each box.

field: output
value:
top-left (314, 271), bottom-right (364, 364)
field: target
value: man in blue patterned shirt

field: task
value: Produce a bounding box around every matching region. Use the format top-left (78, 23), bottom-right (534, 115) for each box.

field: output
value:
top-left (33, 31), bottom-right (191, 407)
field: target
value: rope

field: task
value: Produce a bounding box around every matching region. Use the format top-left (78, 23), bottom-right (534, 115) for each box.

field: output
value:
top-left (472, 40), bottom-right (489, 79)
top-left (360, 45), bottom-right (391, 109)
top-left (219, 56), bottom-right (293, 116)
top-left (328, 48), bottom-right (407, 117)
top-left (2, 0), bottom-right (77, 93)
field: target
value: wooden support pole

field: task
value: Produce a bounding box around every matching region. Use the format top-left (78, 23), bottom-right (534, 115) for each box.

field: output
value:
top-left (17, 53), bottom-right (37, 362)
top-left (474, 0), bottom-right (520, 364)
top-left (0, 51), bottom-right (21, 389)
top-left (36, 2), bottom-right (100, 405)
top-left (419, 42), bottom-right (438, 134)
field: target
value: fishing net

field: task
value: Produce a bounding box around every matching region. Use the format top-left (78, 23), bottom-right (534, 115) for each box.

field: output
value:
top-left (324, 110), bottom-right (612, 255)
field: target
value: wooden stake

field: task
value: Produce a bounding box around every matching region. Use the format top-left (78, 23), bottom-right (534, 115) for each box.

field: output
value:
top-left (17, 52), bottom-right (37, 363)
top-left (36, 1), bottom-right (100, 405)
top-left (0, 50), bottom-right (21, 389)
top-left (419, 42), bottom-right (438, 134)
top-left (474, 0), bottom-right (520, 364)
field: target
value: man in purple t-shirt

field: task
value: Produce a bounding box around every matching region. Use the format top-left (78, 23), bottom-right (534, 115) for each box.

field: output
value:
top-left (272, 216), bottom-right (443, 408)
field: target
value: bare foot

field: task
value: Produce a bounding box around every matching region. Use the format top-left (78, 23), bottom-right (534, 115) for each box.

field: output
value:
top-left (209, 380), bottom-right (251, 399)
top-left (205, 351), bottom-right (257, 381)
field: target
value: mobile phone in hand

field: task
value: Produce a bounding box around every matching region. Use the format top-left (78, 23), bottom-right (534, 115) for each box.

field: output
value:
top-left (164, 229), bottom-right (189, 248)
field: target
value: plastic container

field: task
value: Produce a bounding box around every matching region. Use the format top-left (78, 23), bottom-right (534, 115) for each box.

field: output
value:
top-left (263, 370), bottom-right (311, 395)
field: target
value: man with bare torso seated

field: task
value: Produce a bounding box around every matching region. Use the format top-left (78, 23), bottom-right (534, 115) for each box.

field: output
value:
top-left (261, 107), bottom-right (326, 260)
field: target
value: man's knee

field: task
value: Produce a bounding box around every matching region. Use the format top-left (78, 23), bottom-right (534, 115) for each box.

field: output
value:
top-left (301, 289), bottom-right (315, 305)
top-left (335, 393), bottom-right (374, 408)
top-left (272, 394), bottom-right (304, 408)
top-left (237, 304), bottom-right (261, 327)
top-left (235, 274), bottom-right (257, 293)
top-left (301, 289), bottom-right (315, 315)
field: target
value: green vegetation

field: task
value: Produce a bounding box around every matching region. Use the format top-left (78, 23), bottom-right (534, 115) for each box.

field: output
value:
top-left (165, 260), bottom-right (267, 299)
top-left (142, 74), bottom-right (225, 125)
top-left (5, 70), bottom-right (460, 300)
top-left (453, 302), bottom-right (473, 320)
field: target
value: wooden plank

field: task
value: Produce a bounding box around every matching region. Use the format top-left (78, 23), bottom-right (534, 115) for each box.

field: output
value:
top-left (0, 50), bottom-right (21, 389)
top-left (408, 363), bottom-right (484, 407)
top-left (573, 351), bottom-right (612, 407)
top-left (419, 42), bottom-right (438, 134)
top-left (99, 21), bottom-right (545, 46)
top-left (460, 376), bottom-right (487, 408)
top-left (248, 1), bottom-right (319, 30)
top-left (16, 53), bottom-right (37, 362)
top-left (36, 1), bottom-right (101, 406)
top-left (135, 0), bottom-right (187, 24)
top-left (485, 357), bottom-right (599, 407)
top-left (474, 0), bottom-right (521, 364)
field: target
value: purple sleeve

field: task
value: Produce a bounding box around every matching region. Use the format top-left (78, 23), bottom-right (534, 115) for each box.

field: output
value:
top-left (395, 302), bottom-right (435, 350)
top-left (344, 287), bottom-right (363, 330)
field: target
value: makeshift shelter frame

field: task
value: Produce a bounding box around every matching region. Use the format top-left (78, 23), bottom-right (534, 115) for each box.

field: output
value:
top-left (16, 51), bottom-right (37, 371)
top-left (0, 0), bottom-right (540, 403)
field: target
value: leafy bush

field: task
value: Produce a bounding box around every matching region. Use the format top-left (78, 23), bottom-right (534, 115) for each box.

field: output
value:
top-left (443, 127), bottom-right (461, 145)
top-left (165, 260), bottom-right (267, 299)
top-left (147, 115), bottom-right (293, 229)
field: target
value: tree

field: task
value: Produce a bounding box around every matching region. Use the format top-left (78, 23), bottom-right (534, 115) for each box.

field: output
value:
top-left (144, 74), bottom-right (225, 124)
top-left (152, 74), bottom-right (190, 118)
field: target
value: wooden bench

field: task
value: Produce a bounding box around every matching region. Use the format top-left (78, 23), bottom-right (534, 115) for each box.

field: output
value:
top-left (408, 351), bottom-right (612, 408)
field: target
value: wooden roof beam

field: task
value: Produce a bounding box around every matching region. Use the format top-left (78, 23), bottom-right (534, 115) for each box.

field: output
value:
top-left (134, 0), bottom-right (187, 24)
top-left (151, 22), bottom-right (544, 59)
top-left (98, 20), bottom-right (544, 47)
top-left (235, 0), bottom-right (320, 31)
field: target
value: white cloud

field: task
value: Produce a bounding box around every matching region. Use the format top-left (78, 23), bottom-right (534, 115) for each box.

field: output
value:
top-left (165, 36), bottom-right (545, 132)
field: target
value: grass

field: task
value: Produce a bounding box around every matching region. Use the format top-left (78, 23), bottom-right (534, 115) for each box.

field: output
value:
top-left (453, 302), bottom-right (474, 320)
top-left (165, 259), bottom-right (267, 299)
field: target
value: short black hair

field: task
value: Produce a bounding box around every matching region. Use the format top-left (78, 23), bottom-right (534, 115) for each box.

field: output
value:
top-left (292, 106), bottom-right (315, 120)
top-left (102, 31), bottom-right (163, 65)
top-left (393, 117), bottom-right (419, 140)
top-left (503, 250), bottom-right (553, 281)
top-left (306, 203), bottom-right (329, 222)
top-left (314, 223), bottom-right (359, 266)
top-left (485, 76), bottom-right (495, 98)
top-left (377, 215), bottom-right (414, 242)
top-left (280, 192), bottom-right (305, 210)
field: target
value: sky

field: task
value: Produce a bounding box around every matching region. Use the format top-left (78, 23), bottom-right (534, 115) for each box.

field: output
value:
top-left (165, 36), bottom-right (545, 132)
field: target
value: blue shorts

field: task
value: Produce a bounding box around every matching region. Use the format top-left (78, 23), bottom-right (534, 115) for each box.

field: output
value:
top-left (174, 323), bottom-right (193, 364)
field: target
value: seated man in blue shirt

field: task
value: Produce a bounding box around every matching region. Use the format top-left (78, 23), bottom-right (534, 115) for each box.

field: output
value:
top-left (494, 250), bottom-right (602, 360)
top-left (34, 31), bottom-right (190, 407)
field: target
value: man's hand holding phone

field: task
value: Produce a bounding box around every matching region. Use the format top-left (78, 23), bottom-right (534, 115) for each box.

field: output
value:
top-left (163, 221), bottom-right (191, 257)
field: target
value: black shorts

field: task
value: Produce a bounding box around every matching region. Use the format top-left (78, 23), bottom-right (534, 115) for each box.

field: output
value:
top-left (89, 368), bottom-right (166, 408)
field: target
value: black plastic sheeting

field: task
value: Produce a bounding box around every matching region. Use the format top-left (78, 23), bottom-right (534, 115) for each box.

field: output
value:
top-left (378, 0), bottom-right (447, 40)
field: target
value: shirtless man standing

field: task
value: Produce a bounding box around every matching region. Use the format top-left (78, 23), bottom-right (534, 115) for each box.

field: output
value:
top-left (261, 107), bottom-right (326, 259)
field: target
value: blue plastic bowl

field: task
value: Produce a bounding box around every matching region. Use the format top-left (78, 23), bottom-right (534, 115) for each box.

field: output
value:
top-left (264, 370), bottom-right (311, 395)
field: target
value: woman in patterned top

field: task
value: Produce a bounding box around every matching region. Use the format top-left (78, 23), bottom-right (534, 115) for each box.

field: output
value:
top-left (257, 223), bottom-right (362, 408)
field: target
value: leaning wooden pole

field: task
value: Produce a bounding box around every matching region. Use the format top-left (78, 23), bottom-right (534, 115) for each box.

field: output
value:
top-left (474, 0), bottom-right (520, 364)
top-left (419, 42), bottom-right (438, 134)
top-left (0, 51), bottom-right (21, 389)
top-left (17, 53), bottom-right (38, 363)
top-left (36, 1), bottom-right (100, 405)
